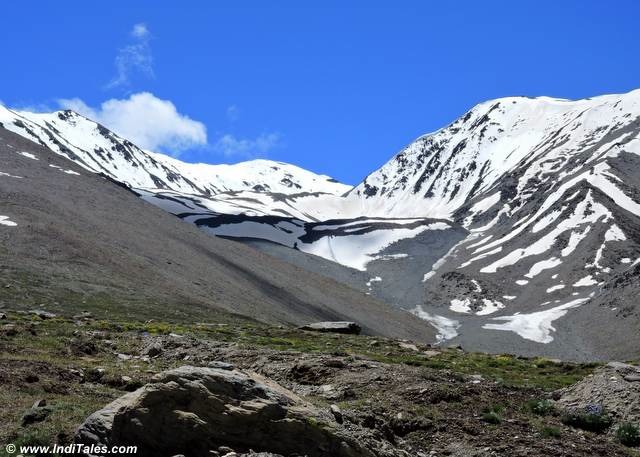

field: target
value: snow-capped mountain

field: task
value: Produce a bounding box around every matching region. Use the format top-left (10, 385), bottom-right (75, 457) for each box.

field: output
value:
top-left (0, 106), bottom-right (349, 196)
top-left (2, 89), bottom-right (640, 359)
top-left (347, 89), bottom-right (640, 219)
top-left (414, 89), bottom-right (640, 356)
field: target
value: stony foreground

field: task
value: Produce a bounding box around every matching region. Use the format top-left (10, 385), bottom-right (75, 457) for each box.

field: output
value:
top-left (1, 311), bottom-right (639, 456)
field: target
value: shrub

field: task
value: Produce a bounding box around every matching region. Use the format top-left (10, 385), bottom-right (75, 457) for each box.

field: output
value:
top-left (481, 405), bottom-right (504, 424)
top-left (617, 423), bottom-right (640, 447)
top-left (561, 405), bottom-right (612, 433)
top-left (526, 398), bottom-right (555, 416)
top-left (540, 425), bottom-right (561, 438)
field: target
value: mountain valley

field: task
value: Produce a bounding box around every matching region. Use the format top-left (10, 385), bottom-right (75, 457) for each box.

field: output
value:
top-left (2, 89), bottom-right (640, 360)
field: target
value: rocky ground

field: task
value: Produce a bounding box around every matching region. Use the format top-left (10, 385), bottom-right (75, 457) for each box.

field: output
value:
top-left (0, 310), bottom-right (639, 456)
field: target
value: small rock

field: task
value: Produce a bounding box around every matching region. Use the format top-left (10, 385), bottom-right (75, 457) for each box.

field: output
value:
top-left (141, 341), bottom-right (163, 358)
top-left (73, 312), bottom-right (93, 320)
top-left (29, 310), bottom-right (57, 320)
top-left (607, 361), bottom-right (640, 374)
top-left (423, 350), bottom-right (440, 358)
top-left (68, 368), bottom-right (85, 379)
top-left (121, 376), bottom-right (132, 384)
top-left (624, 375), bottom-right (640, 382)
top-left (398, 342), bottom-right (419, 352)
top-left (299, 321), bottom-right (361, 335)
top-left (330, 404), bottom-right (343, 424)
top-left (117, 353), bottom-right (132, 361)
top-left (2, 324), bottom-right (17, 336)
top-left (323, 358), bottom-right (346, 368)
top-left (71, 339), bottom-right (98, 355)
top-left (32, 399), bottom-right (47, 408)
top-left (368, 340), bottom-right (380, 347)
top-left (207, 361), bottom-right (234, 370)
top-left (317, 384), bottom-right (334, 394)
top-left (22, 406), bottom-right (51, 426)
top-left (0, 312), bottom-right (6, 320)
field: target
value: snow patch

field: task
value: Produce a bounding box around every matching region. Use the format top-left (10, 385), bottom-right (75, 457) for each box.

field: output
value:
top-left (373, 253), bottom-right (409, 261)
top-left (477, 299), bottom-right (505, 315)
top-left (17, 151), bottom-right (38, 160)
top-left (450, 298), bottom-right (472, 314)
top-left (0, 171), bottom-right (23, 179)
top-left (524, 257), bottom-right (562, 278)
top-left (365, 276), bottom-right (382, 288)
top-left (0, 216), bottom-right (17, 227)
top-left (482, 298), bottom-right (589, 343)
top-left (412, 306), bottom-right (460, 343)
top-left (573, 275), bottom-right (597, 287)
top-left (546, 284), bottom-right (565, 293)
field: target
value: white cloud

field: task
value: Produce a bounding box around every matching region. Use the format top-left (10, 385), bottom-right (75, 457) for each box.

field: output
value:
top-left (58, 92), bottom-right (207, 154)
top-left (107, 23), bottom-right (154, 89)
top-left (226, 104), bottom-right (240, 122)
top-left (213, 133), bottom-right (280, 157)
top-left (131, 23), bottom-right (150, 39)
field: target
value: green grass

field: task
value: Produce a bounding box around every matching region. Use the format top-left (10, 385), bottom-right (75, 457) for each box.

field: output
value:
top-left (562, 409), bottom-right (613, 433)
top-left (540, 425), bottom-right (562, 438)
top-left (481, 405), bottom-right (505, 424)
top-left (525, 398), bottom-right (556, 416)
top-left (617, 423), bottom-right (640, 448)
top-left (0, 310), bottom-right (602, 452)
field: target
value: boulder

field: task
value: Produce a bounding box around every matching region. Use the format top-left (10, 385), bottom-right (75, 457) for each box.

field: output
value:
top-left (207, 361), bottom-right (234, 370)
top-left (299, 321), bottom-right (362, 335)
top-left (141, 341), bottom-right (163, 358)
top-left (75, 366), bottom-right (380, 457)
top-left (556, 362), bottom-right (640, 424)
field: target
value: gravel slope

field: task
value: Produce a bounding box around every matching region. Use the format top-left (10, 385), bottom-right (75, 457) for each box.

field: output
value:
top-left (0, 127), bottom-right (436, 342)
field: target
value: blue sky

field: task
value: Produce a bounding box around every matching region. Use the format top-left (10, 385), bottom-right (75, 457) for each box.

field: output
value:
top-left (2, 1), bottom-right (639, 184)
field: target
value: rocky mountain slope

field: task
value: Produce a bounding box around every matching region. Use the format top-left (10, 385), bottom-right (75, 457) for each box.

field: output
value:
top-left (0, 127), bottom-right (435, 341)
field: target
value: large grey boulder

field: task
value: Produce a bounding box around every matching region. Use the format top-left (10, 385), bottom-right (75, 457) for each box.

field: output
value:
top-left (75, 366), bottom-right (379, 457)
top-left (300, 321), bottom-right (362, 335)
top-left (555, 362), bottom-right (640, 424)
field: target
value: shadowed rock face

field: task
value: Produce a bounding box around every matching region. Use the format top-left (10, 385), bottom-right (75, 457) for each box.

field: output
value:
top-left (75, 366), bottom-right (381, 457)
